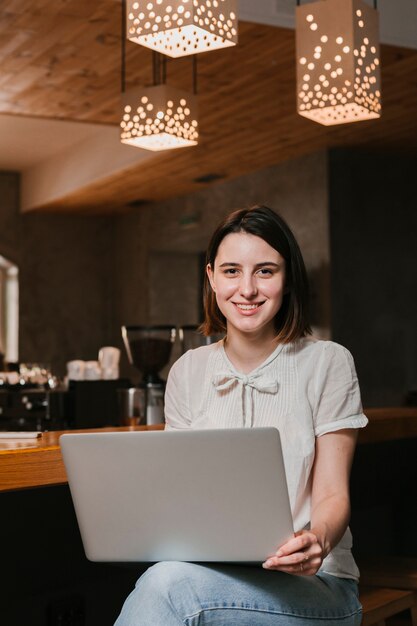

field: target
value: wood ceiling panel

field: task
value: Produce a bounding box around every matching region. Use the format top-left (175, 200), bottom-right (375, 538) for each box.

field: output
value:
top-left (0, 2), bottom-right (416, 212)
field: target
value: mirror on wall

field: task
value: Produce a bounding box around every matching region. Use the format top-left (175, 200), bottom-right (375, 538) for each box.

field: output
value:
top-left (0, 255), bottom-right (19, 368)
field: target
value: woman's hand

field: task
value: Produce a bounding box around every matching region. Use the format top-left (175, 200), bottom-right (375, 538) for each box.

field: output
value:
top-left (263, 430), bottom-right (358, 576)
top-left (262, 529), bottom-right (324, 576)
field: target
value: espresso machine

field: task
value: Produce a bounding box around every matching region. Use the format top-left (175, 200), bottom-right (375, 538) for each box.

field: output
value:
top-left (121, 325), bottom-right (176, 425)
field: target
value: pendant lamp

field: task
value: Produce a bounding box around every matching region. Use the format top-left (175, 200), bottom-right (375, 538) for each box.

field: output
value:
top-left (120, 52), bottom-right (198, 151)
top-left (126, 0), bottom-right (238, 57)
top-left (296, 0), bottom-right (381, 125)
top-left (121, 84), bottom-right (198, 151)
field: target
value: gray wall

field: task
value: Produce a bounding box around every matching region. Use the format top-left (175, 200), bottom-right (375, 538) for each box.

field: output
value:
top-left (0, 171), bottom-right (116, 376)
top-left (113, 151), bottom-right (330, 321)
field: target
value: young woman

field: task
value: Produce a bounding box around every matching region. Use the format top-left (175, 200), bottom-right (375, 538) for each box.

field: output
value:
top-left (115, 205), bottom-right (367, 626)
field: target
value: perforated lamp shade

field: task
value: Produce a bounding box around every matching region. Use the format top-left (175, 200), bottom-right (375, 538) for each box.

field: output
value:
top-left (120, 84), bottom-right (198, 151)
top-left (126, 0), bottom-right (238, 58)
top-left (296, 0), bottom-right (381, 126)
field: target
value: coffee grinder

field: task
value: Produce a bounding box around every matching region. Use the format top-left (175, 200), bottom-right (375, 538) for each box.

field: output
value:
top-left (121, 325), bottom-right (176, 424)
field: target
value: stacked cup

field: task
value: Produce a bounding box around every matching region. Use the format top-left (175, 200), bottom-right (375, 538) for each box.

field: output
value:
top-left (66, 347), bottom-right (120, 381)
top-left (84, 361), bottom-right (102, 380)
top-left (67, 360), bottom-right (85, 381)
top-left (98, 347), bottom-right (120, 380)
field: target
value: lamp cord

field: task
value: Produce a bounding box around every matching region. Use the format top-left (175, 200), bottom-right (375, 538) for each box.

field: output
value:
top-left (193, 55), bottom-right (198, 95)
top-left (153, 51), bottom-right (159, 85)
top-left (121, 0), bottom-right (126, 93)
top-left (162, 54), bottom-right (167, 84)
top-left (152, 52), bottom-right (167, 85)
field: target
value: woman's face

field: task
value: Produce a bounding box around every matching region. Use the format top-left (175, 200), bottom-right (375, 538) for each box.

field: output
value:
top-left (207, 231), bottom-right (286, 340)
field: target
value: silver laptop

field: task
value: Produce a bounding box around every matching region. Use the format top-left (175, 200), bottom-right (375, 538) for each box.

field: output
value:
top-left (60, 427), bottom-right (294, 563)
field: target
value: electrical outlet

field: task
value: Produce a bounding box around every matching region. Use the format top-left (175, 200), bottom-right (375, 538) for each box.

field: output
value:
top-left (47, 594), bottom-right (85, 626)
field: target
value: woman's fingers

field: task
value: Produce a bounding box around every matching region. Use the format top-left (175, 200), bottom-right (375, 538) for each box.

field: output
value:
top-left (262, 550), bottom-right (310, 569)
top-left (262, 553), bottom-right (321, 575)
top-left (262, 530), bottom-right (323, 574)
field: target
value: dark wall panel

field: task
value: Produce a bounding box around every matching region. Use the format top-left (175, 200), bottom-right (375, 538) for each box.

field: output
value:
top-left (329, 149), bottom-right (417, 406)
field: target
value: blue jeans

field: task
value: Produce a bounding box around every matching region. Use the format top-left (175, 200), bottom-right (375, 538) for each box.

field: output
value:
top-left (114, 561), bottom-right (362, 625)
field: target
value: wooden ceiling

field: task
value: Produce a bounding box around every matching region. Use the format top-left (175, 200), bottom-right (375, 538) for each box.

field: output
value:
top-left (1, 0), bottom-right (417, 213)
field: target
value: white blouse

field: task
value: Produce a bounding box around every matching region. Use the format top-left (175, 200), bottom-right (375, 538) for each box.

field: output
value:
top-left (164, 336), bottom-right (368, 580)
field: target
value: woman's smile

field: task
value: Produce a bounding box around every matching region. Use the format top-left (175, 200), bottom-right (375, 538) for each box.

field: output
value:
top-left (233, 301), bottom-right (265, 313)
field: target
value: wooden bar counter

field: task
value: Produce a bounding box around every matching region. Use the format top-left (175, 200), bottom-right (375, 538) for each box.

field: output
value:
top-left (357, 407), bottom-right (417, 445)
top-left (1, 408), bottom-right (416, 493)
top-left (0, 425), bottom-right (163, 493)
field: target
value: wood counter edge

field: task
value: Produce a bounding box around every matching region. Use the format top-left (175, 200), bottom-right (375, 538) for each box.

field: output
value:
top-left (359, 407), bottom-right (417, 444)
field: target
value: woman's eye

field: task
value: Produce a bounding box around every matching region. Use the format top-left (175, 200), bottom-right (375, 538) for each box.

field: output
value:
top-left (224, 268), bottom-right (238, 275)
top-left (258, 268), bottom-right (273, 276)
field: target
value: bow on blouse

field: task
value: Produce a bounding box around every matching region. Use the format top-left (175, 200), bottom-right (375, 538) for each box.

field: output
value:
top-left (212, 372), bottom-right (278, 427)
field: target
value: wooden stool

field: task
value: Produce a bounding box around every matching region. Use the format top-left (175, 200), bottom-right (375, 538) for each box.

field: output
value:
top-left (360, 586), bottom-right (417, 626)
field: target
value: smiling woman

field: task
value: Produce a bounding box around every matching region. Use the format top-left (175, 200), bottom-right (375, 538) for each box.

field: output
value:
top-left (115, 205), bottom-right (368, 626)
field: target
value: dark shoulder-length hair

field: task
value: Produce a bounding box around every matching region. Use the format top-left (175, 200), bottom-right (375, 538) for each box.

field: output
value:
top-left (200, 205), bottom-right (311, 343)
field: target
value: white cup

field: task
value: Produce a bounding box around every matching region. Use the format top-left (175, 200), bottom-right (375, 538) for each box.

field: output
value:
top-left (101, 366), bottom-right (119, 380)
top-left (67, 360), bottom-right (85, 381)
top-left (84, 360), bottom-right (102, 380)
top-left (98, 346), bottom-right (121, 370)
top-left (6, 372), bottom-right (20, 385)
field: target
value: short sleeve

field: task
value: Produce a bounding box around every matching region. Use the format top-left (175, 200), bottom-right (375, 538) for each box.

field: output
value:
top-left (164, 352), bottom-right (193, 430)
top-left (312, 342), bottom-right (368, 437)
